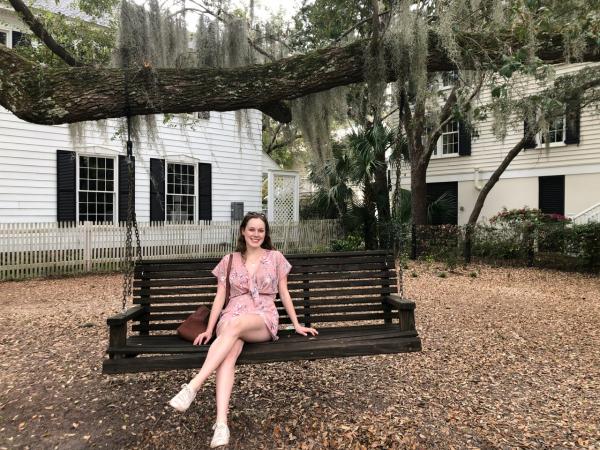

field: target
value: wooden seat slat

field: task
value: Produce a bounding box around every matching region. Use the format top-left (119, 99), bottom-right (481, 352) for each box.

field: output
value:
top-left (135, 267), bottom-right (396, 283)
top-left (134, 295), bottom-right (214, 304)
top-left (104, 250), bottom-right (420, 374)
top-left (288, 278), bottom-right (393, 289)
top-left (288, 262), bottom-right (389, 272)
top-left (134, 276), bottom-right (394, 290)
top-left (134, 286), bottom-right (393, 299)
top-left (113, 327), bottom-right (415, 354)
top-left (119, 330), bottom-right (415, 355)
top-left (287, 271), bottom-right (394, 281)
top-left (132, 313), bottom-right (389, 332)
top-left (134, 270), bottom-right (215, 279)
top-left (133, 251), bottom-right (391, 274)
top-left (146, 304), bottom-right (385, 321)
top-left (147, 296), bottom-right (386, 312)
top-left (286, 257), bottom-right (390, 267)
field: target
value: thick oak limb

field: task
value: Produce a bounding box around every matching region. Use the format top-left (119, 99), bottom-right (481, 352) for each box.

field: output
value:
top-left (1, 32), bottom-right (599, 125)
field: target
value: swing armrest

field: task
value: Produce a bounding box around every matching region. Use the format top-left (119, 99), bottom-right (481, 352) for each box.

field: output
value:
top-left (107, 305), bottom-right (145, 326)
top-left (383, 295), bottom-right (416, 332)
top-left (383, 294), bottom-right (416, 310)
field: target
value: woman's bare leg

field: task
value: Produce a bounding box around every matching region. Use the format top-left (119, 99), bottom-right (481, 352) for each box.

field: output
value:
top-left (188, 314), bottom-right (271, 393)
top-left (214, 338), bottom-right (244, 425)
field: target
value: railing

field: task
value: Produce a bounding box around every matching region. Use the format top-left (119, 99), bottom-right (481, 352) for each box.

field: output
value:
top-left (568, 202), bottom-right (600, 224)
top-left (0, 220), bottom-right (342, 281)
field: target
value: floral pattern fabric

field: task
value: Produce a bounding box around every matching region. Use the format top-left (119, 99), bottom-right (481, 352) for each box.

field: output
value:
top-left (211, 250), bottom-right (292, 340)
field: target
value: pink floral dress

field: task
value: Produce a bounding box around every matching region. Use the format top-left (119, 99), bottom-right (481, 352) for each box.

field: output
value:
top-left (212, 250), bottom-right (292, 341)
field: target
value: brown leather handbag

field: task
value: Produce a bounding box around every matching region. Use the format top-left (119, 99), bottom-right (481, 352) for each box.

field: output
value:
top-left (177, 254), bottom-right (233, 342)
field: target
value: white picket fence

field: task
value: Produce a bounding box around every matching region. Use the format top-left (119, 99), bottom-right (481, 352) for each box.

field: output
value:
top-left (0, 220), bottom-right (342, 281)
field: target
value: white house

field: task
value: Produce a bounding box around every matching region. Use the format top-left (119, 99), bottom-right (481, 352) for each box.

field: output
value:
top-left (391, 63), bottom-right (600, 225)
top-left (0, 2), bottom-right (299, 225)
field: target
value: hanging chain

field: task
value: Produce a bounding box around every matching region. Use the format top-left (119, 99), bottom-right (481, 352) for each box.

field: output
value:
top-left (121, 142), bottom-right (135, 311)
top-left (120, 47), bottom-right (143, 312)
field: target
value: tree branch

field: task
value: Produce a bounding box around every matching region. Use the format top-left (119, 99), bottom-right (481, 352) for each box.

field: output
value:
top-left (1, 31), bottom-right (599, 125)
top-left (8, 0), bottom-right (84, 67)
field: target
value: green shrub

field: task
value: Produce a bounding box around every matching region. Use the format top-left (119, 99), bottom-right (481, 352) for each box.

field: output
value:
top-left (490, 207), bottom-right (571, 225)
top-left (572, 223), bottom-right (600, 270)
top-left (330, 234), bottom-right (364, 252)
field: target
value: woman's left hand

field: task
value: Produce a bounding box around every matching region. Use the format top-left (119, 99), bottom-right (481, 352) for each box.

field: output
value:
top-left (295, 325), bottom-right (318, 337)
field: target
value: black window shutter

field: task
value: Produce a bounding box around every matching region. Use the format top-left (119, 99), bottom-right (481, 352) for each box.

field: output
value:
top-left (12, 31), bottom-right (26, 47)
top-left (198, 163), bottom-right (212, 221)
top-left (539, 176), bottom-right (565, 215)
top-left (57, 150), bottom-right (76, 222)
top-left (118, 155), bottom-right (135, 223)
top-left (564, 100), bottom-right (581, 145)
top-left (426, 182), bottom-right (458, 225)
top-left (523, 118), bottom-right (537, 149)
top-left (150, 158), bottom-right (165, 222)
top-left (458, 120), bottom-right (471, 156)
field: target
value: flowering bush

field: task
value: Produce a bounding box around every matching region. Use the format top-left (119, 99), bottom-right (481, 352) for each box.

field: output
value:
top-left (490, 207), bottom-right (571, 225)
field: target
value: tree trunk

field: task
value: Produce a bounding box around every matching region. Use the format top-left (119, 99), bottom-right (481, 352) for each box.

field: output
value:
top-left (362, 181), bottom-right (378, 250)
top-left (411, 160), bottom-right (428, 226)
top-left (373, 148), bottom-right (391, 245)
top-left (463, 137), bottom-right (528, 262)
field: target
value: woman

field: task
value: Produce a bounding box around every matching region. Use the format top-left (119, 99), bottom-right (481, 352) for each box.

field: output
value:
top-left (168, 211), bottom-right (318, 448)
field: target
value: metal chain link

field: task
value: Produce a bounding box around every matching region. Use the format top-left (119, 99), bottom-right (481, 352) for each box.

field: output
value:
top-left (119, 46), bottom-right (143, 313)
top-left (121, 146), bottom-right (134, 312)
top-left (121, 140), bottom-right (143, 312)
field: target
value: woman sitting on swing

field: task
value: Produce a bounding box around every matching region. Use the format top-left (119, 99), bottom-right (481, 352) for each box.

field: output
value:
top-left (168, 211), bottom-right (318, 448)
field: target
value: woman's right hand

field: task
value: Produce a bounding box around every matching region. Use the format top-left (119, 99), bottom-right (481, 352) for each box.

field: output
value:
top-left (193, 330), bottom-right (213, 345)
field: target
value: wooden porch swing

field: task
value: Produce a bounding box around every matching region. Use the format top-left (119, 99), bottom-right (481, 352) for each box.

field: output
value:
top-left (104, 250), bottom-right (422, 374)
top-left (103, 69), bottom-right (421, 374)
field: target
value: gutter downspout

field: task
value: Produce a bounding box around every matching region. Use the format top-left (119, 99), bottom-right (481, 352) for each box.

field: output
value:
top-left (474, 168), bottom-right (484, 191)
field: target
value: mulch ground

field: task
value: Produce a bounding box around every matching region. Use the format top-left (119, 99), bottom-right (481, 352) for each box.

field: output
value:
top-left (0, 262), bottom-right (599, 450)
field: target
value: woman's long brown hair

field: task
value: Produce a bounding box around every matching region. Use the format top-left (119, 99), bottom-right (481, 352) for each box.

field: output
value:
top-left (235, 212), bottom-right (274, 254)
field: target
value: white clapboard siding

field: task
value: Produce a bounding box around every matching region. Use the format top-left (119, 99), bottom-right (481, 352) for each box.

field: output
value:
top-left (0, 220), bottom-right (343, 281)
top-left (0, 104), bottom-right (266, 223)
top-left (392, 62), bottom-right (600, 184)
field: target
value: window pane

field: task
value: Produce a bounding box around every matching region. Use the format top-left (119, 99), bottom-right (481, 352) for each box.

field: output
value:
top-left (166, 163), bottom-right (195, 222)
top-left (541, 116), bottom-right (565, 144)
top-left (439, 121), bottom-right (459, 155)
top-left (0, 31), bottom-right (7, 47)
top-left (78, 156), bottom-right (115, 222)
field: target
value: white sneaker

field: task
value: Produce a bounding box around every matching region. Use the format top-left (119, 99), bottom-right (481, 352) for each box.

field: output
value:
top-left (168, 384), bottom-right (196, 412)
top-left (210, 422), bottom-right (230, 448)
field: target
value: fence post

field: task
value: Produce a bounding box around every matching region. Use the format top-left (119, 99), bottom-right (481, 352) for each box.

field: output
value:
top-left (83, 221), bottom-right (92, 272)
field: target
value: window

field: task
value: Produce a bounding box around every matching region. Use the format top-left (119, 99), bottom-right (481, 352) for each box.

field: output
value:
top-left (196, 111), bottom-right (210, 120)
top-left (167, 163), bottom-right (195, 222)
top-left (540, 116), bottom-right (565, 146)
top-left (0, 30), bottom-right (8, 47)
top-left (432, 121), bottom-right (460, 157)
top-left (440, 71), bottom-right (458, 89)
top-left (78, 156), bottom-right (115, 222)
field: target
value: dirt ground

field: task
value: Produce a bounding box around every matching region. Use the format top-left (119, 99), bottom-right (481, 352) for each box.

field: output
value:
top-left (0, 262), bottom-right (599, 450)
